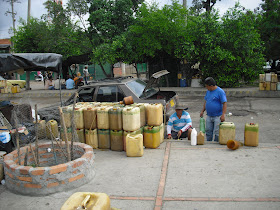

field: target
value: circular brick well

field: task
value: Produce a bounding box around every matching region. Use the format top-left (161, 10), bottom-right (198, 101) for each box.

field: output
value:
top-left (4, 142), bottom-right (95, 196)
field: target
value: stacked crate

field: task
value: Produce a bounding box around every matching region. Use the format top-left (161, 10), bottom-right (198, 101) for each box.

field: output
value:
top-left (259, 73), bottom-right (278, 91)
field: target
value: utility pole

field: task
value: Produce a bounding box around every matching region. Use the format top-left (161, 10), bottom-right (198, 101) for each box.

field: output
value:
top-left (183, 0), bottom-right (187, 8)
top-left (26, 0), bottom-right (31, 90)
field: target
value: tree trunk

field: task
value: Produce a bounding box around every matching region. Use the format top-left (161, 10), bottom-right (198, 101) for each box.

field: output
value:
top-left (99, 62), bottom-right (110, 78)
top-left (133, 63), bottom-right (140, 78)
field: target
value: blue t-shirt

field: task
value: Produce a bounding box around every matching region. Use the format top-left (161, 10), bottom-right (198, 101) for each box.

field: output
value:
top-left (66, 79), bottom-right (75, 89)
top-left (205, 86), bottom-right (227, 116)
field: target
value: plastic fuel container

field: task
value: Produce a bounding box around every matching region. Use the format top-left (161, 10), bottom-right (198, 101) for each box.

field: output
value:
top-left (62, 107), bottom-right (71, 128)
top-left (83, 107), bottom-right (97, 130)
top-left (191, 128), bottom-right (197, 146)
top-left (123, 107), bottom-right (140, 131)
top-left (97, 107), bottom-right (110, 130)
top-left (61, 192), bottom-right (111, 210)
top-left (98, 129), bottom-right (110, 149)
top-left (110, 130), bottom-right (123, 151)
top-left (85, 129), bottom-right (98, 149)
top-left (74, 108), bottom-right (84, 129)
top-left (143, 126), bottom-right (160, 149)
top-left (123, 128), bottom-right (142, 151)
top-left (109, 107), bottom-right (123, 130)
top-left (37, 120), bottom-right (46, 139)
top-left (244, 123), bottom-right (259, 147)
top-left (146, 104), bottom-right (163, 126)
top-left (61, 127), bottom-right (72, 142)
top-left (219, 122), bottom-right (236, 145)
top-left (77, 129), bottom-right (85, 143)
top-left (159, 123), bottom-right (164, 143)
top-left (46, 120), bottom-right (58, 139)
top-left (126, 134), bottom-right (144, 157)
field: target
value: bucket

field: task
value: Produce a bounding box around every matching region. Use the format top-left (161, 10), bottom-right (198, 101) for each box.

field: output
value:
top-left (61, 192), bottom-right (111, 210)
top-left (46, 120), bottom-right (59, 139)
top-left (179, 79), bottom-right (187, 87)
top-left (244, 123), bottom-right (259, 147)
top-left (83, 107), bottom-right (97, 130)
top-left (122, 107), bottom-right (140, 131)
top-left (143, 126), bottom-right (160, 149)
top-left (123, 128), bottom-right (142, 151)
top-left (146, 103), bottom-right (163, 126)
top-left (110, 130), bottom-right (123, 151)
top-left (85, 129), bottom-right (98, 149)
top-left (271, 73), bottom-right (278, 83)
top-left (219, 122), bottom-right (235, 145)
top-left (98, 129), bottom-right (110, 149)
top-left (227, 140), bottom-right (241, 150)
top-left (126, 134), bottom-right (143, 157)
top-left (109, 107), bottom-right (123, 130)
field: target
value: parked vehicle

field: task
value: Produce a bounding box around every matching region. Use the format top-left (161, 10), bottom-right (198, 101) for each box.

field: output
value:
top-left (38, 70), bottom-right (179, 123)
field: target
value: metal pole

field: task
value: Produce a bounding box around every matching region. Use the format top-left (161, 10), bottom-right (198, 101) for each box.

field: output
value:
top-left (27, 0), bottom-right (31, 22)
top-left (25, 0), bottom-right (31, 91)
top-left (183, 0), bottom-right (187, 8)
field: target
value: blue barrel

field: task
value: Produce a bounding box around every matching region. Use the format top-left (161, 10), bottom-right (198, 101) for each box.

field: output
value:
top-left (179, 79), bottom-right (187, 87)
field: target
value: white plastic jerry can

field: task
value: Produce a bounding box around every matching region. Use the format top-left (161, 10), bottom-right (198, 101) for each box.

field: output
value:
top-left (191, 128), bottom-right (197, 146)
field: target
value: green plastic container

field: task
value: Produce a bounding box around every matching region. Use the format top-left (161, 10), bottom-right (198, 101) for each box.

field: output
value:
top-left (200, 117), bottom-right (205, 133)
top-left (98, 129), bottom-right (110, 149)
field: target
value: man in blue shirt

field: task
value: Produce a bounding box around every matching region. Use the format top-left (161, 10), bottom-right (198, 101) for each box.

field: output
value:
top-left (167, 103), bottom-right (193, 140)
top-left (65, 76), bottom-right (75, 90)
top-left (200, 77), bottom-right (227, 142)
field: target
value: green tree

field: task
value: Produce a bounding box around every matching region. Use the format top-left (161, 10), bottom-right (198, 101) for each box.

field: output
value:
top-left (191, 0), bottom-right (221, 13)
top-left (258, 0), bottom-right (280, 67)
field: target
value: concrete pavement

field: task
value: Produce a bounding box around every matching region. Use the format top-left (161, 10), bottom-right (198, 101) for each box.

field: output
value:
top-left (0, 141), bottom-right (280, 209)
top-left (1, 81), bottom-right (280, 209)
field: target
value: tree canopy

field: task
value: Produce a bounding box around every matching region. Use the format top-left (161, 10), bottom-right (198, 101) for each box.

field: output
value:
top-left (11, 0), bottom-right (270, 87)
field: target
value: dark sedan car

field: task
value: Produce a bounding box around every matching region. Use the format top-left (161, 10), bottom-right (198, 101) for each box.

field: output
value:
top-left (39, 70), bottom-right (179, 123)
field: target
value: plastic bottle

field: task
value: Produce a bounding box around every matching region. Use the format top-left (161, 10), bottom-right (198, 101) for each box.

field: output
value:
top-left (191, 128), bottom-right (197, 146)
top-left (199, 117), bottom-right (205, 133)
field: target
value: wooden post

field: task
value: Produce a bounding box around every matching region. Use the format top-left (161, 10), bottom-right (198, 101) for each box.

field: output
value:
top-left (71, 92), bottom-right (78, 160)
top-left (13, 111), bottom-right (21, 165)
top-left (34, 104), bottom-right (39, 166)
top-left (59, 107), bottom-right (71, 161)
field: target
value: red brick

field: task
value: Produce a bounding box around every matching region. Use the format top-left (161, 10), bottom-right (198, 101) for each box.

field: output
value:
top-left (69, 174), bottom-right (84, 182)
top-left (38, 150), bottom-right (47, 154)
top-left (73, 169), bottom-right (78, 174)
top-left (41, 154), bottom-right (54, 159)
top-left (72, 160), bottom-right (85, 168)
top-left (47, 182), bottom-right (59, 188)
top-left (61, 181), bottom-right (65, 184)
top-left (49, 164), bottom-right (67, 175)
top-left (17, 176), bottom-right (32, 182)
top-left (20, 167), bottom-right (31, 175)
top-left (155, 196), bottom-right (162, 206)
top-left (31, 168), bottom-right (45, 176)
top-left (83, 152), bottom-right (93, 159)
top-left (39, 161), bottom-right (49, 165)
top-left (24, 183), bottom-right (42, 188)
top-left (5, 171), bottom-right (14, 179)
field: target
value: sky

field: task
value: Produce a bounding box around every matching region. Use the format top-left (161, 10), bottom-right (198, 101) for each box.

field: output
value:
top-left (0, 0), bottom-right (263, 39)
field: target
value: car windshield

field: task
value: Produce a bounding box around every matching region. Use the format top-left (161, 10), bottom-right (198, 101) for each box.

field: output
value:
top-left (126, 79), bottom-right (157, 98)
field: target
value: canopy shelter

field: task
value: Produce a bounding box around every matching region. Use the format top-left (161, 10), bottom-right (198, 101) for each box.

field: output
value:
top-left (0, 53), bottom-right (62, 73)
top-left (0, 53), bottom-right (63, 106)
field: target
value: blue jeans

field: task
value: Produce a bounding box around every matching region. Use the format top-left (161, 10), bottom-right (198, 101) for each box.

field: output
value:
top-left (206, 115), bottom-right (221, 142)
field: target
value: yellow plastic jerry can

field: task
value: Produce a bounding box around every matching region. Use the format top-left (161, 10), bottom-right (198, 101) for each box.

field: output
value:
top-left (61, 192), bottom-right (111, 210)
